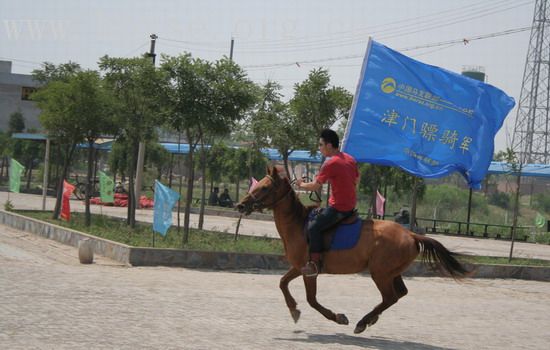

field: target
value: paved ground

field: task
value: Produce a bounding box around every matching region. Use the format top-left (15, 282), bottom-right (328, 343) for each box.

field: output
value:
top-left (1, 223), bottom-right (550, 349)
top-left (2, 191), bottom-right (550, 260)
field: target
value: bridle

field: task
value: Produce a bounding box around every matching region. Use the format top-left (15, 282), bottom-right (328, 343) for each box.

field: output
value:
top-left (247, 174), bottom-right (292, 211)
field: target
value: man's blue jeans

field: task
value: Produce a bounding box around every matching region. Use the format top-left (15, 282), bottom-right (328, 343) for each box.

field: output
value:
top-left (307, 206), bottom-right (354, 253)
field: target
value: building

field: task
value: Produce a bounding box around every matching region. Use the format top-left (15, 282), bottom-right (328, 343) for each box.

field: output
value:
top-left (0, 61), bottom-right (41, 132)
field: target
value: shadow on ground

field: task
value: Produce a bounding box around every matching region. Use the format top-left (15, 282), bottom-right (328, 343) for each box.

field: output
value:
top-left (275, 332), bottom-right (456, 350)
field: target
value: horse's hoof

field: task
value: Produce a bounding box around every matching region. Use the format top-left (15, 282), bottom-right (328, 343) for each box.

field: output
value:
top-left (354, 315), bottom-right (379, 334)
top-left (290, 309), bottom-right (301, 323)
top-left (354, 324), bottom-right (366, 334)
top-left (335, 313), bottom-right (349, 325)
top-left (367, 315), bottom-right (379, 327)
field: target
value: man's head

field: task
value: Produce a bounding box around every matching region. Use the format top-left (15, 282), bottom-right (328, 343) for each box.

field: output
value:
top-left (319, 129), bottom-right (339, 157)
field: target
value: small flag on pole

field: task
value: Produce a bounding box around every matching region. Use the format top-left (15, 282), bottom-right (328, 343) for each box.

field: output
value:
top-left (9, 159), bottom-right (25, 193)
top-left (99, 171), bottom-right (114, 203)
top-left (153, 180), bottom-right (180, 236)
top-left (376, 190), bottom-right (386, 217)
top-left (61, 180), bottom-right (76, 221)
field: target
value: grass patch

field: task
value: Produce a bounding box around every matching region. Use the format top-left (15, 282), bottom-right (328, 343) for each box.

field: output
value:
top-left (13, 210), bottom-right (550, 267)
top-left (17, 211), bottom-right (283, 255)
top-left (458, 255), bottom-right (550, 267)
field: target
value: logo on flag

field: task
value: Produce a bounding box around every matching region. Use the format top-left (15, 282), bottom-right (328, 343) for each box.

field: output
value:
top-left (153, 180), bottom-right (180, 236)
top-left (9, 159), bottom-right (25, 193)
top-left (342, 39), bottom-right (515, 189)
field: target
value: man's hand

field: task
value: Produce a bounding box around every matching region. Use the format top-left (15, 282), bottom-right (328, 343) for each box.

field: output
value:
top-left (296, 177), bottom-right (321, 192)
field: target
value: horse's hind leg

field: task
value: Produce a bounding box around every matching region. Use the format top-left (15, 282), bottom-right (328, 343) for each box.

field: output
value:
top-left (303, 275), bottom-right (349, 325)
top-left (393, 275), bottom-right (408, 299)
top-left (280, 268), bottom-right (302, 323)
top-left (354, 275), bottom-right (399, 334)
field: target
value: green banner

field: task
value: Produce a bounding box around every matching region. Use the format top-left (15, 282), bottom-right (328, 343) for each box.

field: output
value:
top-left (9, 158), bottom-right (25, 193)
top-left (99, 171), bottom-right (114, 203)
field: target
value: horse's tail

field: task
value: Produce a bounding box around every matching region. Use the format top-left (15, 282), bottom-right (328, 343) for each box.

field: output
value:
top-left (413, 234), bottom-right (471, 279)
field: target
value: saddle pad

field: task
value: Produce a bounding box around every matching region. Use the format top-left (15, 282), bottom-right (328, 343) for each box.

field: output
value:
top-left (330, 219), bottom-right (362, 250)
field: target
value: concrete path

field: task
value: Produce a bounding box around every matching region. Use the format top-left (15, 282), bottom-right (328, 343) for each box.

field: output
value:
top-left (1, 223), bottom-right (550, 349)
top-left (2, 191), bottom-right (550, 260)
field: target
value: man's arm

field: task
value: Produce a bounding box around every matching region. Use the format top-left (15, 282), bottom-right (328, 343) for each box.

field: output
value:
top-left (295, 178), bottom-right (322, 192)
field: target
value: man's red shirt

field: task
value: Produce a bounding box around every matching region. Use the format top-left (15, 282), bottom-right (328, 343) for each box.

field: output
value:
top-left (315, 152), bottom-right (359, 212)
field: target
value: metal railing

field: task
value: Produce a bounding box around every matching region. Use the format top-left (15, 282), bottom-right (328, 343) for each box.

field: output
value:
top-left (377, 214), bottom-right (533, 241)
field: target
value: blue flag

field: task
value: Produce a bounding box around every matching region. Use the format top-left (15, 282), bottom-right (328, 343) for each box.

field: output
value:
top-left (153, 180), bottom-right (180, 236)
top-left (342, 39), bottom-right (515, 189)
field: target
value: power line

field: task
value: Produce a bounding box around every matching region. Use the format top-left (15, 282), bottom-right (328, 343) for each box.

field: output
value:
top-left (158, 0), bottom-right (530, 54)
top-left (242, 25), bottom-right (533, 69)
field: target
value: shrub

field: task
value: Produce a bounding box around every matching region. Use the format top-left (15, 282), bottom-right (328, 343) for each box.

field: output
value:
top-left (533, 193), bottom-right (550, 213)
top-left (489, 191), bottom-right (511, 210)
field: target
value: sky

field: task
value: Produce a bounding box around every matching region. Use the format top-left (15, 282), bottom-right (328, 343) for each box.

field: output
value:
top-left (0, 0), bottom-right (537, 152)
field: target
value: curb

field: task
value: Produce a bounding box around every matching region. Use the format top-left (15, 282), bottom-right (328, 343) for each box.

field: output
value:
top-left (1, 210), bottom-right (550, 282)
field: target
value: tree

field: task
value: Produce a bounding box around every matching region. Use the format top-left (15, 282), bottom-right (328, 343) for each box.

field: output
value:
top-left (290, 68), bottom-right (352, 152)
top-left (99, 55), bottom-right (161, 228)
top-left (8, 111), bottom-right (25, 135)
top-left (32, 69), bottom-right (116, 223)
top-left (290, 68), bottom-right (352, 202)
top-left (32, 61), bottom-right (81, 84)
top-left (73, 71), bottom-right (117, 226)
top-left (31, 62), bottom-right (83, 218)
top-left (145, 141), bottom-right (171, 181)
top-left (245, 81), bottom-right (308, 176)
top-left (159, 54), bottom-right (256, 243)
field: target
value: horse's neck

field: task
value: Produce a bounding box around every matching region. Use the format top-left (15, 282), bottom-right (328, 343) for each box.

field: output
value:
top-left (272, 190), bottom-right (307, 243)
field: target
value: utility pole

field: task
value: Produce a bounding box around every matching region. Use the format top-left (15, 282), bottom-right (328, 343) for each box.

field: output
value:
top-left (135, 33), bottom-right (157, 208)
top-left (229, 37), bottom-right (234, 61)
top-left (509, 0), bottom-right (549, 260)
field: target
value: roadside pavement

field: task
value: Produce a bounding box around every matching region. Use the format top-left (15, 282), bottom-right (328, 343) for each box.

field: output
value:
top-left (1, 224), bottom-right (550, 350)
top-left (1, 191), bottom-right (550, 260)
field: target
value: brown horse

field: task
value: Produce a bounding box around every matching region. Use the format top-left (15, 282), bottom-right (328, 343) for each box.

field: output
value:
top-left (236, 165), bottom-right (470, 334)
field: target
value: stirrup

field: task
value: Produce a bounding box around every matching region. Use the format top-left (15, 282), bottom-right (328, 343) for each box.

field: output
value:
top-left (301, 261), bottom-right (319, 277)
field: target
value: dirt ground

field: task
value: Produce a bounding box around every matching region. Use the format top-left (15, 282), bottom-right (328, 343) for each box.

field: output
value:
top-left (1, 223), bottom-right (550, 350)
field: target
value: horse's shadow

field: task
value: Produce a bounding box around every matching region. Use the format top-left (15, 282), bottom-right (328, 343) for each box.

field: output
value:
top-left (275, 332), bottom-right (456, 350)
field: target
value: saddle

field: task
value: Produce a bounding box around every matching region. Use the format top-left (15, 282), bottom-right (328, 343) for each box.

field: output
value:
top-left (304, 208), bottom-right (365, 251)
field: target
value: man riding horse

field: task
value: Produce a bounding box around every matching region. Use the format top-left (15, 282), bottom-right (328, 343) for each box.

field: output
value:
top-left (296, 128), bottom-right (359, 277)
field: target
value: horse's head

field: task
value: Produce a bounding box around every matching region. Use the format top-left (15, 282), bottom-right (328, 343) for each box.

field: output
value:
top-left (236, 165), bottom-right (290, 215)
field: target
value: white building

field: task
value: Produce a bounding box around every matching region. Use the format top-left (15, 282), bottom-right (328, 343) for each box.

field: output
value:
top-left (0, 61), bottom-right (41, 131)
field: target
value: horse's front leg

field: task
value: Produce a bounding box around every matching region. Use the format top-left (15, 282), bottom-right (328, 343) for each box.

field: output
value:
top-left (303, 275), bottom-right (349, 325)
top-left (280, 267), bottom-right (302, 323)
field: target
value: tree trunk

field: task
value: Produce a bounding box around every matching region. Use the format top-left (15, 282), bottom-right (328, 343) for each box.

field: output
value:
top-left (283, 154), bottom-right (290, 180)
top-left (410, 177), bottom-right (419, 232)
top-left (183, 148), bottom-right (194, 245)
top-left (198, 143), bottom-right (207, 230)
top-left (53, 144), bottom-right (76, 219)
top-left (235, 179), bottom-right (240, 203)
top-left (25, 159), bottom-right (33, 190)
top-left (85, 140), bottom-right (94, 226)
top-left (0, 156), bottom-right (4, 180)
top-left (168, 153), bottom-right (174, 188)
top-left (126, 141), bottom-right (138, 228)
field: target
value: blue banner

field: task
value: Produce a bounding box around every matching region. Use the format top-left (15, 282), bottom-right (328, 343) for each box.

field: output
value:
top-left (342, 39), bottom-right (515, 189)
top-left (153, 180), bottom-right (180, 236)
